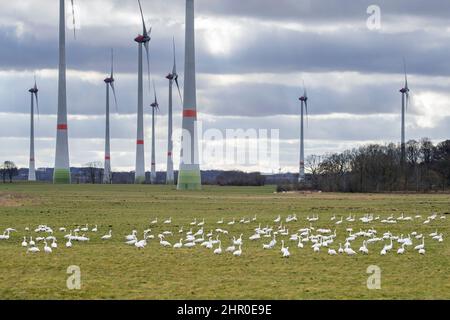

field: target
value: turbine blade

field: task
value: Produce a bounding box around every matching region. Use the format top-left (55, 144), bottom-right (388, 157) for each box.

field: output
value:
top-left (144, 41), bottom-right (152, 93)
top-left (305, 100), bottom-right (309, 127)
top-left (172, 36), bottom-right (177, 74)
top-left (138, 0), bottom-right (147, 36)
top-left (110, 48), bottom-right (114, 78)
top-left (175, 77), bottom-right (183, 104)
top-left (110, 83), bottom-right (119, 112)
top-left (71, 0), bottom-right (77, 39)
top-left (34, 92), bottom-right (40, 119)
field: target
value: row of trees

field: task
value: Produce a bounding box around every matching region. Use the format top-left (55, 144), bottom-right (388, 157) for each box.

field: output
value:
top-left (304, 138), bottom-right (450, 192)
top-left (0, 161), bottom-right (18, 183)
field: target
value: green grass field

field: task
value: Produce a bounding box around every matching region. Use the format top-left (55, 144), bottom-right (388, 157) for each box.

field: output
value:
top-left (0, 183), bottom-right (449, 300)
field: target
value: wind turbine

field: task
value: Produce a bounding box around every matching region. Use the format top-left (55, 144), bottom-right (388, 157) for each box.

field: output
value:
top-left (400, 61), bottom-right (410, 166)
top-left (165, 38), bottom-right (182, 185)
top-left (54, 0), bottom-right (76, 184)
top-left (28, 77), bottom-right (39, 182)
top-left (298, 84), bottom-right (308, 183)
top-left (134, 0), bottom-right (152, 184)
top-left (150, 81), bottom-right (159, 184)
top-left (178, 0), bottom-right (201, 190)
top-left (103, 49), bottom-right (118, 184)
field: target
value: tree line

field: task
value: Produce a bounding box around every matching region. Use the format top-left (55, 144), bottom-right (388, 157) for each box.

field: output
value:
top-left (302, 138), bottom-right (450, 192)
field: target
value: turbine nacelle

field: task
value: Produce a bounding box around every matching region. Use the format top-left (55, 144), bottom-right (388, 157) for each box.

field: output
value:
top-left (299, 96), bottom-right (308, 102)
top-left (134, 34), bottom-right (151, 44)
top-left (29, 87), bottom-right (38, 94)
top-left (104, 77), bottom-right (114, 84)
top-left (400, 87), bottom-right (409, 94)
top-left (166, 73), bottom-right (178, 80)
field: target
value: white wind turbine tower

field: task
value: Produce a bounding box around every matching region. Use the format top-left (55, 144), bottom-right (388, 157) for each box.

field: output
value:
top-left (54, 0), bottom-right (76, 184)
top-left (178, 0), bottom-right (201, 190)
top-left (400, 61), bottom-right (410, 166)
top-left (103, 49), bottom-right (118, 184)
top-left (28, 77), bottom-right (39, 182)
top-left (134, 0), bottom-right (152, 183)
top-left (150, 81), bottom-right (160, 184)
top-left (298, 84), bottom-right (309, 183)
top-left (165, 38), bottom-right (183, 185)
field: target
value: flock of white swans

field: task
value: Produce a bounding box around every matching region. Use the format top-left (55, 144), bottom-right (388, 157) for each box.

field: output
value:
top-left (0, 212), bottom-right (447, 258)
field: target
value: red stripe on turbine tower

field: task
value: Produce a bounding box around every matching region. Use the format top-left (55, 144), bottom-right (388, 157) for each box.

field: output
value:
top-left (57, 124), bottom-right (68, 130)
top-left (105, 156), bottom-right (111, 160)
top-left (183, 109), bottom-right (197, 118)
top-left (137, 140), bottom-right (144, 145)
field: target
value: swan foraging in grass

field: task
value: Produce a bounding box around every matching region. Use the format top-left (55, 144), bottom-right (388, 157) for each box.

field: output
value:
top-left (101, 230), bottom-right (112, 240)
top-left (328, 248), bottom-right (337, 255)
top-left (184, 241), bottom-right (196, 248)
top-left (51, 239), bottom-right (58, 249)
top-left (27, 246), bottom-right (40, 253)
top-left (282, 246), bottom-right (290, 258)
top-left (226, 243), bottom-right (236, 253)
top-left (419, 248), bottom-right (426, 255)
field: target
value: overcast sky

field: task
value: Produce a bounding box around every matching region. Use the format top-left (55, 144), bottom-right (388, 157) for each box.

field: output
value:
top-left (0, 0), bottom-right (449, 173)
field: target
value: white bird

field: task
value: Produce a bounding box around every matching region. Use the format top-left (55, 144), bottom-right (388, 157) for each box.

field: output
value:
top-left (418, 248), bottom-right (426, 255)
top-left (274, 215), bottom-right (281, 223)
top-left (217, 218), bottom-right (224, 224)
top-left (164, 217), bottom-right (172, 224)
top-left (80, 224), bottom-right (89, 232)
top-left (159, 235), bottom-right (172, 247)
top-left (150, 218), bottom-right (158, 225)
top-left (282, 246), bottom-right (290, 258)
top-left (174, 239), bottom-right (183, 249)
top-left (198, 218), bottom-right (205, 226)
top-left (328, 248), bottom-right (337, 255)
top-left (29, 236), bottom-right (36, 246)
top-left (359, 241), bottom-right (369, 254)
top-left (27, 246), bottom-right (40, 253)
top-left (59, 227), bottom-right (66, 232)
top-left (227, 219), bottom-right (236, 226)
top-left (335, 217), bottom-right (343, 225)
top-left (414, 238), bottom-right (425, 251)
top-left (91, 225), bottom-right (98, 232)
top-left (214, 241), bottom-right (222, 255)
top-left (190, 218), bottom-right (197, 226)
top-left (66, 238), bottom-right (72, 248)
top-left (226, 244), bottom-right (236, 253)
top-left (44, 241), bottom-right (52, 254)
top-left (397, 243), bottom-right (406, 255)
top-left (51, 239), bottom-right (58, 249)
top-left (101, 230), bottom-right (112, 240)
top-left (233, 245), bottom-right (242, 257)
top-left (125, 230), bottom-right (137, 241)
top-left (184, 241), bottom-right (196, 248)
top-left (21, 237), bottom-right (28, 247)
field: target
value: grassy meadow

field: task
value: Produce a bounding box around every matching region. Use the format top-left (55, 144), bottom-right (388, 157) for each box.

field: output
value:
top-left (0, 183), bottom-right (449, 300)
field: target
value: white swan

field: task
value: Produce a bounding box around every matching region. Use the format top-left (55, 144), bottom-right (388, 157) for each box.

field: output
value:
top-left (173, 239), bottom-right (183, 249)
top-left (101, 230), bottom-right (112, 240)
top-left (44, 241), bottom-right (52, 254)
top-left (51, 239), bottom-right (58, 249)
top-left (29, 236), bottom-right (35, 246)
top-left (233, 245), bottom-right (242, 257)
top-left (397, 243), bottom-right (406, 254)
top-left (66, 238), bottom-right (72, 248)
top-left (91, 225), bottom-right (98, 232)
top-left (414, 238), bottom-right (425, 251)
top-left (27, 246), bottom-right (40, 253)
top-left (214, 241), bottom-right (222, 255)
top-left (164, 217), bottom-right (172, 224)
top-left (21, 237), bottom-right (28, 247)
top-left (328, 248), bottom-right (337, 255)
